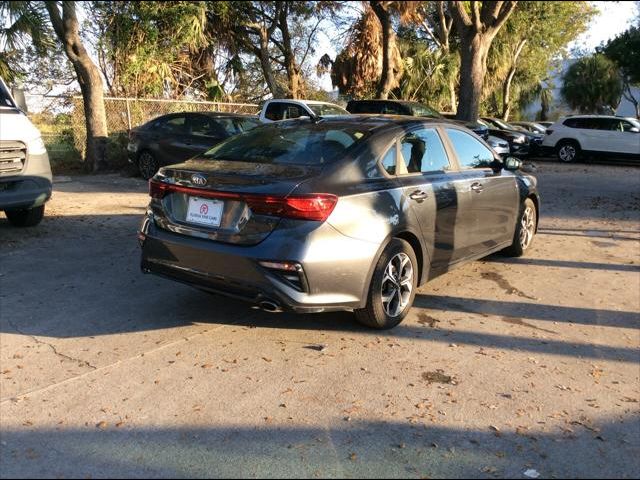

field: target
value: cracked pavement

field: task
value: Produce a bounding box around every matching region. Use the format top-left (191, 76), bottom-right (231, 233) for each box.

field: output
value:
top-left (0, 162), bottom-right (639, 478)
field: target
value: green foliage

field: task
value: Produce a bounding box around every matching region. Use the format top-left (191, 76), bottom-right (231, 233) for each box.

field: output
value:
top-left (561, 54), bottom-right (623, 114)
top-left (484, 1), bottom-right (595, 119)
top-left (91, 1), bottom-right (210, 98)
top-left (394, 28), bottom-right (459, 110)
top-left (0, 1), bottom-right (54, 82)
top-left (600, 26), bottom-right (640, 85)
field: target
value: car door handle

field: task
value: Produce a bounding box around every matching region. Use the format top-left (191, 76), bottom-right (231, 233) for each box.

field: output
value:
top-left (409, 190), bottom-right (429, 202)
top-left (470, 182), bottom-right (484, 193)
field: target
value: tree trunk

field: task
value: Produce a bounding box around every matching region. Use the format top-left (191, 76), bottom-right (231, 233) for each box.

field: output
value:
top-left (456, 34), bottom-right (489, 122)
top-left (45, 1), bottom-right (108, 172)
top-left (278, 3), bottom-right (301, 99)
top-left (371, 2), bottom-right (393, 100)
top-left (501, 39), bottom-right (526, 121)
top-left (448, 77), bottom-right (457, 113)
top-left (254, 32), bottom-right (284, 98)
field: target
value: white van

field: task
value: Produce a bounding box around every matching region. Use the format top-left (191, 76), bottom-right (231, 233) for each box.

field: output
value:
top-left (0, 77), bottom-right (52, 226)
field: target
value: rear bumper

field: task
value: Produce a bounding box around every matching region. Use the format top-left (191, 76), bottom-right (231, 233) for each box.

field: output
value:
top-left (139, 214), bottom-right (381, 313)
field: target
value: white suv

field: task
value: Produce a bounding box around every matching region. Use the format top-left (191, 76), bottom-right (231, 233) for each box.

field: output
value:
top-left (542, 115), bottom-right (640, 162)
top-left (259, 99), bottom-right (349, 122)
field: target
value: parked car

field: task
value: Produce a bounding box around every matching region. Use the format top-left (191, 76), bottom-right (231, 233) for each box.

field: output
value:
top-left (510, 121), bottom-right (547, 135)
top-left (477, 119), bottom-right (531, 157)
top-left (138, 116), bottom-right (539, 330)
top-left (0, 77), bottom-right (52, 227)
top-left (259, 99), bottom-right (349, 122)
top-left (128, 112), bottom-right (260, 179)
top-left (542, 115), bottom-right (640, 162)
top-left (347, 100), bottom-right (489, 139)
top-left (487, 135), bottom-right (510, 157)
top-left (481, 117), bottom-right (544, 155)
top-left (537, 121), bottom-right (554, 128)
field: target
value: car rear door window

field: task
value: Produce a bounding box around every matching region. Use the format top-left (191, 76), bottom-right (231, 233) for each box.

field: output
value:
top-left (282, 104), bottom-right (306, 120)
top-left (399, 128), bottom-right (450, 173)
top-left (190, 115), bottom-right (225, 137)
top-left (380, 145), bottom-right (397, 175)
top-left (381, 103), bottom-right (404, 115)
top-left (160, 115), bottom-right (188, 134)
top-left (446, 128), bottom-right (494, 169)
top-left (264, 103), bottom-right (284, 121)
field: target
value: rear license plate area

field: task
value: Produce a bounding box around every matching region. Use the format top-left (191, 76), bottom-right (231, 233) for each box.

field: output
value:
top-left (186, 197), bottom-right (224, 227)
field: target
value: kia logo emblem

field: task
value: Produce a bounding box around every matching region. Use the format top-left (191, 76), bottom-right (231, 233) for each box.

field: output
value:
top-left (191, 174), bottom-right (207, 186)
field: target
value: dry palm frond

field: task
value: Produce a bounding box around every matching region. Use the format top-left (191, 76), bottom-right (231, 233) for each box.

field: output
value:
top-left (331, 6), bottom-right (403, 97)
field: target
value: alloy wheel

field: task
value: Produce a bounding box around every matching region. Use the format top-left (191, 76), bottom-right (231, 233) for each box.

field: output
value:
top-left (139, 152), bottom-right (157, 179)
top-left (519, 205), bottom-right (536, 249)
top-left (380, 252), bottom-right (414, 317)
top-left (558, 145), bottom-right (576, 162)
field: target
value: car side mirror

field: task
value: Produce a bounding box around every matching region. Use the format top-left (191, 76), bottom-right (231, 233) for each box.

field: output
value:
top-left (627, 127), bottom-right (640, 133)
top-left (504, 156), bottom-right (522, 171)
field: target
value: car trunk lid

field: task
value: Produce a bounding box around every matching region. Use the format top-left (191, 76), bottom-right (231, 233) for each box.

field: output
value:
top-left (149, 159), bottom-right (332, 245)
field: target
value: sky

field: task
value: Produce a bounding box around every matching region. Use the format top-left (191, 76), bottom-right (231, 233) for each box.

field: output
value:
top-left (569, 0), bottom-right (638, 52)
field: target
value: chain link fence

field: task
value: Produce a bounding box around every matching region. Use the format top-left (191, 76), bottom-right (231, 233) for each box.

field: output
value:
top-left (25, 94), bottom-right (260, 171)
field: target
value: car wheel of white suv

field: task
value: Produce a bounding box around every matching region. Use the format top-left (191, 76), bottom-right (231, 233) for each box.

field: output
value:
top-left (556, 140), bottom-right (580, 163)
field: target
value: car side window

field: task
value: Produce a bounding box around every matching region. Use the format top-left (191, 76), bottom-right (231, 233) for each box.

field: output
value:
top-left (399, 128), bottom-right (450, 174)
top-left (381, 103), bottom-right (403, 115)
top-left (190, 116), bottom-right (225, 137)
top-left (446, 128), bottom-right (494, 169)
top-left (264, 103), bottom-right (283, 121)
top-left (283, 104), bottom-right (305, 120)
top-left (160, 116), bottom-right (187, 134)
top-left (380, 145), bottom-right (397, 175)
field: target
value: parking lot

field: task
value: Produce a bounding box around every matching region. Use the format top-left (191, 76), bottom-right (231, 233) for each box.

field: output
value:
top-left (1, 161), bottom-right (639, 478)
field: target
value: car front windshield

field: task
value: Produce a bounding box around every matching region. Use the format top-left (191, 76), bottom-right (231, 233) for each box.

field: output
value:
top-left (307, 104), bottom-right (349, 116)
top-left (492, 118), bottom-right (515, 130)
top-left (203, 122), bottom-right (368, 165)
top-left (0, 81), bottom-right (16, 108)
top-left (409, 103), bottom-right (442, 118)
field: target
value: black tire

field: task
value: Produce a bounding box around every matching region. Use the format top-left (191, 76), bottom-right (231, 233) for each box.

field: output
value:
top-left (5, 204), bottom-right (45, 227)
top-left (556, 140), bottom-right (580, 163)
top-left (138, 150), bottom-right (159, 180)
top-left (354, 238), bottom-right (418, 329)
top-left (502, 198), bottom-right (537, 257)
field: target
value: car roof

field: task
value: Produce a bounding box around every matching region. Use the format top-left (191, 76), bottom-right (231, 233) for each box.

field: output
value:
top-left (563, 115), bottom-right (629, 120)
top-left (266, 99), bottom-right (344, 107)
top-left (276, 114), bottom-right (465, 132)
top-left (347, 99), bottom-right (426, 106)
top-left (152, 111), bottom-right (258, 120)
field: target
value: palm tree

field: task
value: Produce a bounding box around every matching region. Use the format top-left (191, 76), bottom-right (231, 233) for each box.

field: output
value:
top-left (562, 54), bottom-right (623, 114)
top-left (0, 1), bottom-right (53, 82)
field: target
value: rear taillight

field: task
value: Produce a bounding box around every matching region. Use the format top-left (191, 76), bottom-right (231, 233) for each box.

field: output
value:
top-left (149, 178), bottom-right (170, 198)
top-left (148, 179), bottom-right (337, 222)
top-left (248, 195), bottom-right (338, 222)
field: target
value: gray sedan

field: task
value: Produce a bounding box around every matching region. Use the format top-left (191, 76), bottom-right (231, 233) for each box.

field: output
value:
top-left (139, 116), bottom-right (539, 329)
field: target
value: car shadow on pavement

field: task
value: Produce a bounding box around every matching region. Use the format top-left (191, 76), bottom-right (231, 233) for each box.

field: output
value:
top-left (1, 417), bottom-right (638, 478)
top-left (483, 255), bottom-right (640, 273)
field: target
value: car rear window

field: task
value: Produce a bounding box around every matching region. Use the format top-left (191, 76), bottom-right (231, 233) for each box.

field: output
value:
top-left (408, 103), bottom-right (442, 118)
top-left (307, 104), bottom-right (349, 116)
top-left (203, 122), bottom-right (369, 165)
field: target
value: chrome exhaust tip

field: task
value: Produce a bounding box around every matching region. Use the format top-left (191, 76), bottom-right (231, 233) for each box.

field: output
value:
top-left (259, 300), bottom-right (281, 313)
